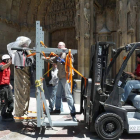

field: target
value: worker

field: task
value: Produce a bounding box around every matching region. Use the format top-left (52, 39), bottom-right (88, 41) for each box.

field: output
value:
top-left (121, 53), bottom-right (140, 105)
top-left (0, 54), bottom-right (14, 121)
top-left (50, 42), bottom-right (77, 121)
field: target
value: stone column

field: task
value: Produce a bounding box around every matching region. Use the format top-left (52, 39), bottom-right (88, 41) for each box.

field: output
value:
top-left (116, 0), bottom-right (137, 72)
top-left (75, 0), bottom-right (94, 78)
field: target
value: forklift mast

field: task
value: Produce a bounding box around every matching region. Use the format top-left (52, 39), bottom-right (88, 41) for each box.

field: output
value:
top-left (90, 42), bottom-right (115, 100)
top-left (84, 42), bottom-right (115, 131)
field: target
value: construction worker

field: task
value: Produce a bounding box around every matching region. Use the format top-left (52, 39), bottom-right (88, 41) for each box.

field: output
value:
top-left (121, 53), bottom-right (140, 105)
top-left (50, 42), bottom-right (77, 121)
top-left (0, 54), bottom-right (14, 121)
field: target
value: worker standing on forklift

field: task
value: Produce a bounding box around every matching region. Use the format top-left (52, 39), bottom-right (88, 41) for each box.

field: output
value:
top-left (121, 53), bottom-right (140, 105)
top-left (50, 42), bottom-right (77, 121)
top-left (0, 54), bottom-right (14, 121)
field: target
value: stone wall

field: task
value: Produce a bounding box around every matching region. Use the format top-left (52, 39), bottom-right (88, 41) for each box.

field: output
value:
top-left (0, 0), bottom-right (140, 80)
top-left (94, 0), bottom-right (139, 78)
top-left (75, 0), bottom-right (94, 78)
top-left (0, 22), bottom-right (19, 80)
top-left (0, 0), bottom-right (78, 80)
top-left (0, 23), bottom-right (18, 55)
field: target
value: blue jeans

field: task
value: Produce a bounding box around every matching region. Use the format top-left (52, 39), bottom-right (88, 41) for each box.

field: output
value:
top-left (47, 85), bottom-right (63, 112)
top-left (43, 80), bottom-right (63, 112)
top-left (121, 80), bottom-right (140, 102)
top-left (55, 78), bottom-right (76, 114)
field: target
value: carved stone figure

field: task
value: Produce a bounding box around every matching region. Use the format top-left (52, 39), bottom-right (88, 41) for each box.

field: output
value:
top-left (84, 33), bottom-right (90, 39)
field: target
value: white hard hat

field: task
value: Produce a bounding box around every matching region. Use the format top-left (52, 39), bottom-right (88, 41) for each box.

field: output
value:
top-left (2, 54), bottom-right (10, 60)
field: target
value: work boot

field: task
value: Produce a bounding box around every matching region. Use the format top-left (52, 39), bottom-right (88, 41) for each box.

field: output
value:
top-left (72, 116), bottom-right (77, 122)
top-left (71, 113), bottom-right (77, 122)
top-left (50, 109), bottom-right (61, 114)
top-left (49, 109), bottom-right (53, 113)
top-left (1, 115), bottom-right (14, 122)
top-left (53, 109), bottom-right (60, 113)
top-left (2, 117), bottom-right (13, 121)
top-left (120, 101), bottom-right (125, 106)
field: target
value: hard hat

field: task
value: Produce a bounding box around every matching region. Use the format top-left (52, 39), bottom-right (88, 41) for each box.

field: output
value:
top-left (2, 54), bottom-right (10, 60)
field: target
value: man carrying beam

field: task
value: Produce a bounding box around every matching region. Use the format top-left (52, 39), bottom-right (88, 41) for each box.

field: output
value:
top-left (45, 42), bottom-right (77, 122)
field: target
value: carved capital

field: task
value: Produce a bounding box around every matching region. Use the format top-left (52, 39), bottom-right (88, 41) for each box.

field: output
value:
top-left (117, 29), bottom-right (122, 34)
top-left (84, 33), bottom-right (90, 39)
top-left (76, 35), bottom-right (80, 40)
top-left (127, 27), bottom-right (134, 34)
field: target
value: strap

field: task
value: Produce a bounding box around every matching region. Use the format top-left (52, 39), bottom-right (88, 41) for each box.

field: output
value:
top-left (35, 79), bottom-right (44, 92)
top-left (27, 52), bottom-right (36, 57)
top-left (47, 63), bottom-right (50, 77)
top-left (65, 49), bottom-right (73, 93)
top-left (14, 116), bottom-right (37, 120)
top-left (40, 41), bottom-right (48, 48)
top-left (44, 67), bottom-right (53, 76)
top-left (27, 111), bottom-right (37, 113)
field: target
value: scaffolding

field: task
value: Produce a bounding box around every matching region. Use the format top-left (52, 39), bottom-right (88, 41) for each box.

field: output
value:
top-left (34, 21), bottom-right (78, 128)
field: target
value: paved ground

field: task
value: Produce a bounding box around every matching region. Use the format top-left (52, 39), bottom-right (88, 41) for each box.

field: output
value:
top-left (0, 87), bottom-right (140, 140)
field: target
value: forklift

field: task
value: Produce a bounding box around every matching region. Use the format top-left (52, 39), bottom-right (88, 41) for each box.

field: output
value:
top-left (81, 41), bottom-right (140, 140)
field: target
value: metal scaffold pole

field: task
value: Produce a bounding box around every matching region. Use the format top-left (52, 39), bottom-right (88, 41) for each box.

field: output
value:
top-left (35, 21), bottom-right (78, 128)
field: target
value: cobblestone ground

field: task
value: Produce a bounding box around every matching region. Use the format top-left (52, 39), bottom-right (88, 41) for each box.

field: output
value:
top-left (0, 87), bottom-right (140, 140)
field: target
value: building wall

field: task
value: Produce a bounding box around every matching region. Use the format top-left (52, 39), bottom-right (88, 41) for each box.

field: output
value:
top-left (0, 22), bottom-right (20, 79)
top-left (93, 0), bottom-right (139, 78)
top-left (0, 0), bottom-right (78, 79)
top-left (0, 0), bottom-right (140, 80)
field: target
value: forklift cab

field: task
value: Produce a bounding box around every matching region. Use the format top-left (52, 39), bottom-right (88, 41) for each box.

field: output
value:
top-left (81, 42), bottom-right (140, 140)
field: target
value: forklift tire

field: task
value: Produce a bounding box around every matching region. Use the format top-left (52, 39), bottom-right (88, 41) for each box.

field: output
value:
top-left (95, 113), bottom-right (124, 140)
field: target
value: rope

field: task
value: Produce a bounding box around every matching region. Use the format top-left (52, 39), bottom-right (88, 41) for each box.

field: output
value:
top-left (35, 78), bottom-right (46, 113)
top-left (65, 49), bottom-right (73, 93)
top-left (44, 67), bottom-right (53, 76)
top-left (35, 79), bottom-right (44, 92)
top-left (65, 50), bottom-right (87, 89)
top-left (40, 41), bottom-right (48, 48)
top-left (28, 111), bottom-right (37, 113)
top-left (27, 52), bottom-right (36, 57)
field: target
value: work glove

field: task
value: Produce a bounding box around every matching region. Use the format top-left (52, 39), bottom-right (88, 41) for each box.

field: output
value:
top-left (57, 57), bottom-right (65, 63)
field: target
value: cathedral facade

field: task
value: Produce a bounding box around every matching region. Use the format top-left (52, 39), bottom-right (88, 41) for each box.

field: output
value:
top-left (0, 0), bottom-right (139, 78)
